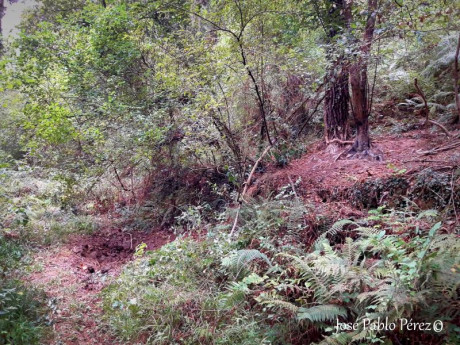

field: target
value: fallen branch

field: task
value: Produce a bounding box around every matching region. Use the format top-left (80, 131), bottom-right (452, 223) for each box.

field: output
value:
top-left (229, 207), bottom-right (240, 239)
top-left (414, 78), bottom-right (450, 136)
top-left (427, 119), bottom-right (450, 137)
top-left (417, 140), bottom-right (460, 156)
top-left (414, 78), bottom-right (429, 126)
top-left (231, 143), bottom-right (275, 238)
top-left (334, 147), bottom-right (350, 162)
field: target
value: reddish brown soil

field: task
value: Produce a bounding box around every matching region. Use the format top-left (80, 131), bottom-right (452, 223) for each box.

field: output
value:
top-left (26, 227), bottom-right (175, 345)
top-left (249, 130), bottom-right (460, 219)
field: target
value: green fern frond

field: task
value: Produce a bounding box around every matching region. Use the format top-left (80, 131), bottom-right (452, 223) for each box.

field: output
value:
top-left (417, 209), bottom-right (439, 219)
top-left (261, 299), bottom-right (299, 313)
top-left (223, 249), bottom-right (272, 276)
top-left (316, 332), bottom-right (353, 345)
top-left (314, 219), bottom-right (357, 250)
top-left (297, 304), bottom-right (347, 322)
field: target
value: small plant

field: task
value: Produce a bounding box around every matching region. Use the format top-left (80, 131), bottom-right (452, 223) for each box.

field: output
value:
top-left (0, 281), bottom-right (49, 345)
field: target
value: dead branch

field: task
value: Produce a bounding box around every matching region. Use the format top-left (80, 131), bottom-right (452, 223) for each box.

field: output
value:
top-left (229, 207), bottom-right (240, 238)
top-left (240, 144), bottom-right (274, 202)
top-left (427, 119), bottom-right (450, 137)
top-left (114, 167), bottom-right (130, 192)
top-left (417, 140), bottom-right (460, 156)
top-left (414, 78), bottom-right (450, 136)
top-left (230, 143), bottom-right (275, 238)
top-left (414, 78), bottom-right (429, 126)
top-left (327, 138), bottom-right (354, 145)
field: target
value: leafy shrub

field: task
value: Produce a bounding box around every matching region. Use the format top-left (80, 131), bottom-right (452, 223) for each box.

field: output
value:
top-left (0, 236), bottom-right (48, 345)
top-left (0, 168), bottom-right (96, 245)
top-left (102, 233), bottom-right (289, 344)
top-left (0, 280), bottom-right (49, 345)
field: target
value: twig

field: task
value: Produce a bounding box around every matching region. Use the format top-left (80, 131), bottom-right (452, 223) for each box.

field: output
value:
top-left (426, 119), bottom-right (450, 137)
top-left (229, 207), bottom-right (240, 239)
top-left (414, 78), bottom-right (429, 126)
top-left (417, 141), bottom-right (460, 156)
top-left (126, 232), bottom-right (133, 250)
top-left (240, 143), bottom-right (274, 201)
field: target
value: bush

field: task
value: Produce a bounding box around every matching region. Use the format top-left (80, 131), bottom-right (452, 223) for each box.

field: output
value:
top-left (0, 235), bottom-right (49, 345)
top-left (101, 232), bottom-right (288, 344)
top-left (0, 280), bottom-right (49, 345)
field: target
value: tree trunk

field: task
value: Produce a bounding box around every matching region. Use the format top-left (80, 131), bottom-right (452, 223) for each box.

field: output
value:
top-left (323, 0), bottom-right (350, 144)
top-left (324, 60), bottom-right (349, 142)
top-left (453, 33), bottom-right (460, 125)
top-left (349, 0), bottom-right (378, 153)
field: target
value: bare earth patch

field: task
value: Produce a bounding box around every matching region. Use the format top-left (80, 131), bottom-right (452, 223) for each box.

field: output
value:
top-left (25, 228), bottom-right (174, 345)
top-left (248, 130), bottom-right (460, 222)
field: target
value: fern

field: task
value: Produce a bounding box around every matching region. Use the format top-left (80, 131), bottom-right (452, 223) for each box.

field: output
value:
top-left (260, 299), bottom-right (299, 313)
top-left (222, 249), bottom-right (272, 277)
top-left (316, 332), bottom-right (353, 345)
top-left (417, 209), bottom-right (439, 219)
top-left (422, 34), bottom-right (459, 77)
top-left (314, 219), bottom-right (357, 250)
top-left (297, 304), bottom-right (347, 322)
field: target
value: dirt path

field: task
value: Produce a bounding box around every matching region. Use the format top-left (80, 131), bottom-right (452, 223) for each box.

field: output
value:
top-left (26, 228), bottom-right (174, 345)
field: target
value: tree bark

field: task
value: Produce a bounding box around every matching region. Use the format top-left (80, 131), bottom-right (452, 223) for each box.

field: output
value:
top-left (324, 62), bottom-right (349, 142)
top-left (323, 0), bottom-right (350, 143)
top-left (349, 0), bottom-right (378, 153)
top-left (453, 33), bottom-right (460, 125)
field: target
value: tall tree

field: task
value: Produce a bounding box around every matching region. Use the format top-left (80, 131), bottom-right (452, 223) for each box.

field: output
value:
top-left (348, 0), bottom-right (378, 156)
top-left (321, 0), bottom-right (351, 145)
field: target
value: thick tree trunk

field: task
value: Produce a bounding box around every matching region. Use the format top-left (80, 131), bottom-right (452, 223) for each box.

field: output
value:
top-left (354, 116), bottom-right (370, 151)
top-left (323, 0), bottom-right (350, 144)
top-left (350, 62), bottom-right (370, 151)
top-left (324, 61), bottom-right (349, 142)
top-left (349, 0), bottom-right (378, 154)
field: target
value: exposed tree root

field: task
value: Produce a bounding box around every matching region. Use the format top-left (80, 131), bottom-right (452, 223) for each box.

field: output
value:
top-left (343, 148), bottom-right (384, 161)
top-left (335, 142), bottom-right (384, 162)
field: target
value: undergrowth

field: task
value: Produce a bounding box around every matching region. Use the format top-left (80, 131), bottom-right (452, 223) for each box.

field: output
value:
top-left (102, 233), bottom-right (288, 344)
top-left (102, 200), bottom-right (460, 345)
top-left (0, 167), bottom-right (95, 344)
top-left (0, 235), bottom-right (49, 345)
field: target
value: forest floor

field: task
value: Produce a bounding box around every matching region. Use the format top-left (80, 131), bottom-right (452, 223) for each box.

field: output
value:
top-left (22, 127), bottom-right (460, 345)
top-left (25, 227), bottom-right (174, 345)
top-left (250, 128), bottom-right (460, 221)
